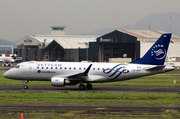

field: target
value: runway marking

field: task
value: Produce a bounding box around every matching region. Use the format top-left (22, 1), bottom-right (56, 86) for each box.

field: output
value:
top-left (94, 108), bottom-right (107, 110)
top-left (140, 87), bottom-right (163, 91)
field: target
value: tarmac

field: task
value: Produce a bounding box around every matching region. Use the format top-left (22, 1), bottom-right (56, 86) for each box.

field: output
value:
top-left (0, 85), bottom-right (179, 93)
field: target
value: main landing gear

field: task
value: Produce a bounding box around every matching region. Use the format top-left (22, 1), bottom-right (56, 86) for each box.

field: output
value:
top-left (79, 83), bottom-right (92, 90)
top-left (22, 80), bottom-right (29, 89)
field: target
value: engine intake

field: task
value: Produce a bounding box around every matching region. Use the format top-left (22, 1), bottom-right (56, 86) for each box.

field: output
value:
top-left (51, 77), bottom-right (65, 87)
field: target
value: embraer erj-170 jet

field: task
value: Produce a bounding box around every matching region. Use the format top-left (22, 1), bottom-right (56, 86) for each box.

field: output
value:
top-left (3, 33), bottom-right (174, 90)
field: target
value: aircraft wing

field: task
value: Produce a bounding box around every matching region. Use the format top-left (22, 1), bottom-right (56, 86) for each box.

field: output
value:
top-left (66, 64), bottom-right (92, 81)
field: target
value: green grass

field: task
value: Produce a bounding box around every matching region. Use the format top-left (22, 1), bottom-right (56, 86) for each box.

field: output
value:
top-left (1, 69), bottom-right (180, 86)
top-left (0, 91), bottom-right (180, 106)
top-left (0, 91), bottom-right (180, 118)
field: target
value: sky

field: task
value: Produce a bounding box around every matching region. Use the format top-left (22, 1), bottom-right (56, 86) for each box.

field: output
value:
top-left (0, 0), bottom-right (180, 41)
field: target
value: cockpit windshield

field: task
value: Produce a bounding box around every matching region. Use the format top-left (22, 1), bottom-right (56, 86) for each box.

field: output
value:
top-left (14, 65), bottom-right (20, 68)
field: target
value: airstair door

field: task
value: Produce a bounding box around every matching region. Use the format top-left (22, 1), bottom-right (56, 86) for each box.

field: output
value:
top-left (27, 62), bottom-right (35, 75)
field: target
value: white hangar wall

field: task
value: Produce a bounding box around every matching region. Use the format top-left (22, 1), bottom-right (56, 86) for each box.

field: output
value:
top-left (140, 41), bottom-right (180, 62)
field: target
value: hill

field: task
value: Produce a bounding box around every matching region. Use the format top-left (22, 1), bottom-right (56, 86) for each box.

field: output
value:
top-left (0, 39), bottom-right (15, 46)
top-left (85, 12), bottom-right (180, 36)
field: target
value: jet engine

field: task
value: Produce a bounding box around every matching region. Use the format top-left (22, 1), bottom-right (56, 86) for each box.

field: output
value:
top-left (51, 77), bottom-right (65, 87)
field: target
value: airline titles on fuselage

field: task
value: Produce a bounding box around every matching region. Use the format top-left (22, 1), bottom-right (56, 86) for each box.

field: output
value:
top-left (37, 63), bottom-right (62, 67)
top-left (37, 63), bottom-right (61, 74)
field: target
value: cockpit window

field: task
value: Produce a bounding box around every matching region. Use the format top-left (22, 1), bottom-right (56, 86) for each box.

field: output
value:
top-left (14, 65), bottom-right (20, 68)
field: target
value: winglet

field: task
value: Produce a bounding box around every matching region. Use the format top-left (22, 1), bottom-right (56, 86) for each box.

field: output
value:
top-left (130, 33), bottom-right (172, 65)
top-left (83, 64), bottom-right (92, 75)
top-left (67, 64), bottom-right (93, 78)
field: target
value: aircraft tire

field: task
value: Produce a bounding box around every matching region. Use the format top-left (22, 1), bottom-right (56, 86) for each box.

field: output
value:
top-left (24, 85), bottom-right (28, 89)
top-left (86, 84), bottom-right (92, 89)
top-left (79, 84), bottom-right (85, 90)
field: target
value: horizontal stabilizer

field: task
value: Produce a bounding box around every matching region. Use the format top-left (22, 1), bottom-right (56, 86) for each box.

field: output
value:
top-left (145, 66), bottom-right (165, 71)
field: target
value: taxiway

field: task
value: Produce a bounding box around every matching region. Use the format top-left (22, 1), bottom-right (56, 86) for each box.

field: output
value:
top-left (0, 85), bottom-right (179, 93)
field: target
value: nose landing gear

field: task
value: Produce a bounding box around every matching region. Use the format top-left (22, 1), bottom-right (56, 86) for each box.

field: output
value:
top-left (22, 80), bottom-right (29, 89)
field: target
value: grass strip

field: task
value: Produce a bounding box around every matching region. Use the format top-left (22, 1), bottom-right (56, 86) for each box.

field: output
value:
top-left (0, 91), bottom-right (180, 106)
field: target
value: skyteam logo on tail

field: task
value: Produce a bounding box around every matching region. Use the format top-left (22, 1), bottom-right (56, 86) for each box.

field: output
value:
top-left (130, 33), bottom-right (171, 65)
top-left (151, 44), bottom-right (166, 60)
top-left (103, 64), bottom-right (129, 80)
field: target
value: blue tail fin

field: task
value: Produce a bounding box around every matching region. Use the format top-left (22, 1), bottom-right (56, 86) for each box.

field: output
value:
top-left (130, 33), bottom-right (172, 65)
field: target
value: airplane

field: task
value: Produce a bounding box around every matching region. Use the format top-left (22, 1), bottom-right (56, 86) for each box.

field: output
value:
top-left (0, 56), bottom-right (15, 66)
top-left (3, 33), bottom-right (174, 90)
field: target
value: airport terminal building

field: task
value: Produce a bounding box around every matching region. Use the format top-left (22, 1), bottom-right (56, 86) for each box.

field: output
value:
top-left (15, 27), bottom-right (180, 63)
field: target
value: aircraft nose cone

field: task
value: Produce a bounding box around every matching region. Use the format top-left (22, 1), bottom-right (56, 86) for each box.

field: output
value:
top-left (3, 71), bottom-right (9, 78)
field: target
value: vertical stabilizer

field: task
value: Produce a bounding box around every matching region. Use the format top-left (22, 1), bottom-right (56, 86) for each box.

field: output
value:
top-left (130, 33), bottom-right (172, 65)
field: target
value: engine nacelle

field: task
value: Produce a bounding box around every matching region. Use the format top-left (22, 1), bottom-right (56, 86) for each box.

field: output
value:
top-left (51, 77), bottom-right (65, 87)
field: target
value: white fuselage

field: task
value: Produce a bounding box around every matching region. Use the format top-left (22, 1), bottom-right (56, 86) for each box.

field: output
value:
top-left (3, 61), bottom-right (168, 83)
top-left (0, 57), bottom-right (14, 63)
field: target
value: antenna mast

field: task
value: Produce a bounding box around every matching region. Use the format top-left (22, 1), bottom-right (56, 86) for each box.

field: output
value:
top-left (170, 14), bottom-right (171, 32)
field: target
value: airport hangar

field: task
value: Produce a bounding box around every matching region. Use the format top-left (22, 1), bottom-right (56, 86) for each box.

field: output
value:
top-left (15, 27), bottom-right (180, 63)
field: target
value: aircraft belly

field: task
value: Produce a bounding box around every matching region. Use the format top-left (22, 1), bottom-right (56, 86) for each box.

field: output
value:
top-left (88, 76), bottom-right (107, 82)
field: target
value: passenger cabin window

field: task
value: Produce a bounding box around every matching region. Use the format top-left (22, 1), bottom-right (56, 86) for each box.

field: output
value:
top-left (51, 67), bottom-right (53, 69)
top-left (42, 67), bottom-right (44, 69)
top-left (37, 67), bottom-right (39, 69)
top-left (46, 67), bottom-right (48, 69)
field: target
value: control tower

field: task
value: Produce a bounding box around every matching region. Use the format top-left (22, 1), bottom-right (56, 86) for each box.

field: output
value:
top-left (51, 26), bottom-right (65, 35)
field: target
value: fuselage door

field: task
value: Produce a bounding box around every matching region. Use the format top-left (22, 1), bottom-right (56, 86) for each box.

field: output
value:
top-left (27, 62), bottom-right (34, 75)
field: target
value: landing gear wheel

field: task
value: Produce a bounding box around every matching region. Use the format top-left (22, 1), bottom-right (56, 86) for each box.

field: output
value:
top-left (22, 80), bottom-right (29, 89)
top-left (86, 84), bottom-right (93, 89)
top-left (79, 84), bottom-right (85, 90)
top-left (24, 85), bottom-right (28, 89)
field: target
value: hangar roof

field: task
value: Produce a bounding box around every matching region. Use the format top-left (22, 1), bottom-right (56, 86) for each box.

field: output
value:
top-left (16, 35), bottom-right (98, 49)
top-left (119, 30), bottom-right (180, 42)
